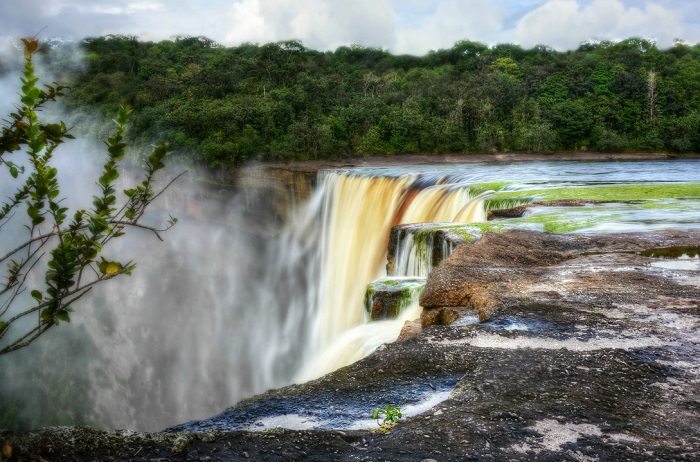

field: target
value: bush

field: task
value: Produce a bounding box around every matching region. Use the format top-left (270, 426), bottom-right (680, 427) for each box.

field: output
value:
top-left (591, 125), bottom-right (628, 152)
top-left (635, 129), bottom-right (665, 151)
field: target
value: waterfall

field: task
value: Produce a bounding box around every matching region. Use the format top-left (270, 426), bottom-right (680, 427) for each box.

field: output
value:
top-left (300, 171), bottom-right (488, 380)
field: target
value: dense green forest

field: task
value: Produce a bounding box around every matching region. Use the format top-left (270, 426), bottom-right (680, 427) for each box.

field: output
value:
top-left (29, 36), bottom-right (700, 167)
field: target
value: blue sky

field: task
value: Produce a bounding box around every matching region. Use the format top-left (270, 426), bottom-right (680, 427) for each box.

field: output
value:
top-left (1, 0), bottom-right (698, 54)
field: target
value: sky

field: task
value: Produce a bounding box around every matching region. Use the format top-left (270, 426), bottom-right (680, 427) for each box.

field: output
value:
top-left (0, 0), bottom-right (698, 54)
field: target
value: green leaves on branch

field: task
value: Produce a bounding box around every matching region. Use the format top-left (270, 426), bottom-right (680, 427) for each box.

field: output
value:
top-left (0, 39), bottom-right (177, 356)
top-left (123, 142), bottom-right (170, 222)
top-left (40, 306), bottom-right (71, 324)
top-left (6, 162), bottom-right (23, 178)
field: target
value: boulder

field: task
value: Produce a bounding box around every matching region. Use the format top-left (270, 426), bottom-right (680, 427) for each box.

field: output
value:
top-left (364, 277), bottom-right (425, 321)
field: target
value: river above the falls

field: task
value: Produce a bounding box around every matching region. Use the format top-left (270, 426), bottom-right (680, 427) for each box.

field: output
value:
top-left (329, 158), bottom-right (700, 183)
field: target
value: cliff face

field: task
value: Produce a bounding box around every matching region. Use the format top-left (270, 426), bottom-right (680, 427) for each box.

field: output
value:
top-left (234, 165), bottom-right (317, 224)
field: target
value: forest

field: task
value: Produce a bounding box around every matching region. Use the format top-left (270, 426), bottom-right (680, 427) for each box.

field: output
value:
top-left (18, 36), bottom-right (700, 168)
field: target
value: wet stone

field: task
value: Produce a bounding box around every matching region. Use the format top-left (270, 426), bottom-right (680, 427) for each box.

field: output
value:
top-left (364, 277), bottom-right (425, 321)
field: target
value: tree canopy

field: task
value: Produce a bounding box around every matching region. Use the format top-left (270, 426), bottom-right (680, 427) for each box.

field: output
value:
top-left (35, 36), bottom-right (700, 168)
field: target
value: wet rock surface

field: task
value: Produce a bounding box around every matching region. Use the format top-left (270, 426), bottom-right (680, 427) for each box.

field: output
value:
top-left (364, 278), bottom-right (425, 321)
top-left (5, 230), bottom-right (699, 461)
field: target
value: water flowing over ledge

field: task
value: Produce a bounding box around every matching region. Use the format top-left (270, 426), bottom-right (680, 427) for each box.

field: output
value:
top-left (301, 169), bottom-right (493, 380)
top-left (6, 158), bottom-right (700, 461)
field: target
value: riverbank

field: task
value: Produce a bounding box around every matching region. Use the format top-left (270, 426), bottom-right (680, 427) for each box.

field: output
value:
top-left (253, 151), bottom-right (700, 173)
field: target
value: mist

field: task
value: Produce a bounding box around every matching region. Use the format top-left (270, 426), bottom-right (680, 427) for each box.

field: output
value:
top-left (0, 43), bottom-right (322, 431)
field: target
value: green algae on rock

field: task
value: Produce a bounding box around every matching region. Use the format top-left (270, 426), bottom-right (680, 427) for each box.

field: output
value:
top-left (413, 222), bottom-right (506, 241)
top-left (489, 183), bottom-right (700, 204)
top-left (365, 277), bottom-right (426, 321)
top-left (512, 213), bottom-right (619, 234)
top-left (467, 181), bottom-right (511, 197)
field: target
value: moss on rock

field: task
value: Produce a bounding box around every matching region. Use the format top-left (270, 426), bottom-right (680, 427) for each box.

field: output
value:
top-left (490, 183), bottom-right (700, 203)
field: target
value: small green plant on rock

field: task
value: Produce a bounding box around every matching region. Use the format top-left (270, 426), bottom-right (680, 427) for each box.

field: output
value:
top-left (371, 404), bottom-right (402, 432)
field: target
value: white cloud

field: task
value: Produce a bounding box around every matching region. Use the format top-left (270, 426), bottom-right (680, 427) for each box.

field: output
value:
top-left (226, 0), bottom-right (274, 44)
top-left (225, 0), bottom-right (396, 50)
top-left (394, 0), bottom-right (508, 54)
top-left (515, 0), bottom-right (688, 50)
top-left (126, 1), bottom-right (163, 11)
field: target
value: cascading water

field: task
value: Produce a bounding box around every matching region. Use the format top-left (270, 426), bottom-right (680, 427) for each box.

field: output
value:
top-left (314, 171), bottom-right (489, 331)
top-left (389, 190), bottom-right (491, 278)
top-left (299, 171), bottom-right (489, 380)
top-left (391, 229), bottom-right (456, 278)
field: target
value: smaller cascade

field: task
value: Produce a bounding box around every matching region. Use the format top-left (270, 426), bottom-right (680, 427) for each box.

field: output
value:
top-left (387, 191), bottom-right (493, 277)
top-left (389, 226), bottom-right (452, 278)
top-left (387, 224), bottom-right (476, 277)
top-left (364, 277), bottom-right (426, 321)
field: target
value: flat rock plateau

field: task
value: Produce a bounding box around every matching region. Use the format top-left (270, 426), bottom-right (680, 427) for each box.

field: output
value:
top-left (3, 229), bottom-right (699, 461)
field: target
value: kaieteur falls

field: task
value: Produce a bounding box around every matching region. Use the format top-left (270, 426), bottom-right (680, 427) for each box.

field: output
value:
top-left (265, 159), bottom-right (700, 419)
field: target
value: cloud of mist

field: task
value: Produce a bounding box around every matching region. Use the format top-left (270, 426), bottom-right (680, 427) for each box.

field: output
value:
top-left (0, 45), bottom-right (322, 431)
top-left (0, 42), bottom-right (23, 115)
top-left (75, 169), bottom-right (321, 430)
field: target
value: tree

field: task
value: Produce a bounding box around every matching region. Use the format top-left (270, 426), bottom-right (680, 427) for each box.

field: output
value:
top-left (0, 38), bottom-right (177, 355)
top-left (647, 69), bottom-right (658, 124)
